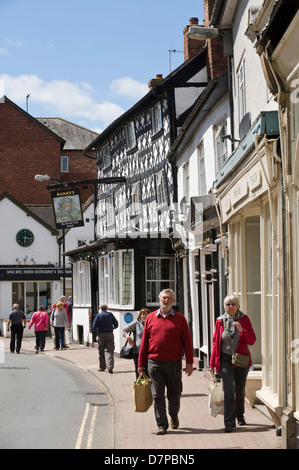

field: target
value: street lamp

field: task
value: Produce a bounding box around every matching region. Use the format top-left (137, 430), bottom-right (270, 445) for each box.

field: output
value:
top-left (35, 174), bottom-right (66, 294)
top-left (35, 174), bottom-right (63, 183)
top-left (187, 26), bottom-right (220, 40)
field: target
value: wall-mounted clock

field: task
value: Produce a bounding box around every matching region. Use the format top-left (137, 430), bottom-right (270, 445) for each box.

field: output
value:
top-left (16, 229), bottom-right (34, 247)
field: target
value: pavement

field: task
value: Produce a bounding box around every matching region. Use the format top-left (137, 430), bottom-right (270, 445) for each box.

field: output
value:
top-left (1, 336), bottom-right (282, 450)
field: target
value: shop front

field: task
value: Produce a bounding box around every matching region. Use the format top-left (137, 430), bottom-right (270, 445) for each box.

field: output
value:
top-left (215, 111), bottom-right (283, 423)
top-left (0, 266), bottom-right (72, 337)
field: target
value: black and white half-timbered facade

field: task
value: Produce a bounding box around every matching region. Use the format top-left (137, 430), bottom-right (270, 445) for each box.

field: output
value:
top-left (67, 45), bottom-right (209, 349)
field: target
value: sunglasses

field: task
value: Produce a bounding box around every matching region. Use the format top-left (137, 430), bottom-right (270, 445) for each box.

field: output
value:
top-left (226, 303), bottom-right (237, 306)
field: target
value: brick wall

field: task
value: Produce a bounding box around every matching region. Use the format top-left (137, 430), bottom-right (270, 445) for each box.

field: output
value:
top-left (204, 0), bottom-right (227, 80)
top-left (0, 99), bottom-right (96, 206)
top-left (183, 1), bottom-right (227, 79)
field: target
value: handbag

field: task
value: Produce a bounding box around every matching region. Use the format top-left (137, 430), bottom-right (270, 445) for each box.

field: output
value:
top-left (120, 340), bottom-right (134, 359)
top-left (208, 374), bottom-right (224, 417)
top-left (132, 373), bottom-right (153, 412)
top-left (222, 318), bottom-right (249, 368)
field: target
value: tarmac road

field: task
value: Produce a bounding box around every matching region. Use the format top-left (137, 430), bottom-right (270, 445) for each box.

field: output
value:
top-left (0, 350), bottom-right (114, 449)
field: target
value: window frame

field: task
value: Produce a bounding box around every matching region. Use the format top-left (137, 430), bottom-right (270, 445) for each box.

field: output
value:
top-left (197, 140), bottom-right (207, 195)
top-left (126, 121), bottom-right (137, 150)
top-left (155, 170), bottom-right (169, 207)
top-left (237, 56), bottom-right (246, 123)
top-left (214, 118), bottom-right (228, 172)
top-left (61, 156), bottom-right (69, 173)
top-left (98, 249), bottom-right (134, 309)
top-left (152, 102), bottom-right (163, 135)
top-left (145, 257), bottom-right (176, 306)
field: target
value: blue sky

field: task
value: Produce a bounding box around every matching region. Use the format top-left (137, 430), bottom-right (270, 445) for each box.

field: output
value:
top-left (0, 0), bottom-right (204, 133)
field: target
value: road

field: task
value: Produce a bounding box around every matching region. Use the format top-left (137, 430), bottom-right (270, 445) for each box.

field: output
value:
top-left (0, 350), bottom-right (114, 449)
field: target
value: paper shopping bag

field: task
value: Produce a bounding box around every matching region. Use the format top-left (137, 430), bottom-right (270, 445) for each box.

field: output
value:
top-left (132, 373), bottom-right (153, 412)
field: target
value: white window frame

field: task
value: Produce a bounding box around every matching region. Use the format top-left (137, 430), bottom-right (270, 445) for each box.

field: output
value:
top-left (152, 102), bottom-right (163, 134)
top-left (98, 249), bottom-right (134, 309)
top-left (197, 140), bottom-right (206, 195)
top-left (101, 143), bottom-right (111, 169)
top-left (145, 257), bottom-right (176, 306)
top-left (156, 170), bottom-right (169, 206)
top-left (214, 118), bottom-right (228, 172)
top-left (126, 121), bottom-right (136, 150)
top-left (131, 182), bottom-right (142, 215)
top-left (61, 156), bottom-right (69, 173)
top-left (183, 161), bottom-right (190, 202)
top-left (73, 260), bottom-right (91, 307)
top-left (237, 56), bottom-right (246, 122)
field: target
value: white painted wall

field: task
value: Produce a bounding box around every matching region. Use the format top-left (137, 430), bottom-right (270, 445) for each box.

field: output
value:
top-left (0, 197), bottom-right (59, 266)
top-left (232, 0), bottom-right (277, 136)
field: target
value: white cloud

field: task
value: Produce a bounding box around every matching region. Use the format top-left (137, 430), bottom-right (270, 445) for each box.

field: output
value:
top-left (110, 77), bottom-right (148, 100)
top-left (0, 47), bottom-right (9, 56)
top-left (0, 73), bottom-right (125, 126)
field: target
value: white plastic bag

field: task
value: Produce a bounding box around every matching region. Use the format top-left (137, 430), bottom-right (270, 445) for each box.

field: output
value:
top-left (208, 374), bottom-right (224, 417)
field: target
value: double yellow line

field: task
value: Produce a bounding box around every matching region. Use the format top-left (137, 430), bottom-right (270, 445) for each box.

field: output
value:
top-left (75, 403), bottom-right (98, 449)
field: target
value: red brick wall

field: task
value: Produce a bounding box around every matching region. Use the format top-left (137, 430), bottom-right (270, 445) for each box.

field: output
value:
top-left (0, 99), bottom-right (96, 206)
top-left (204, 0), bottom-right (228, 80)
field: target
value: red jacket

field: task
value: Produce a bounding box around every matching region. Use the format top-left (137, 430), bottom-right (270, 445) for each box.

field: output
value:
top-left (210, 313), bottom-right (256, 372)
top-left (138, 309), bottom-right (194, 367)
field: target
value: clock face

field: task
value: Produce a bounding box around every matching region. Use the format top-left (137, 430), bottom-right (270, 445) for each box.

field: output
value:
top-left (16, 229), bottom-right (34, 247)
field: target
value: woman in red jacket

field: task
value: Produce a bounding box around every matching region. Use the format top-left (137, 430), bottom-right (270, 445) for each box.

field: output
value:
top-left (210, 295), bottom-right (256, 433)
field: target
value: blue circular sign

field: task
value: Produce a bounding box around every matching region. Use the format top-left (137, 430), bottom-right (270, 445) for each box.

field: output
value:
top-left (124, 312), bottom-right (133, 324)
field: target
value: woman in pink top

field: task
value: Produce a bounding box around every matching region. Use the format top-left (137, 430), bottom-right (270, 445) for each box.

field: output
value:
top-left (28, 306), bottom-right (49, 353)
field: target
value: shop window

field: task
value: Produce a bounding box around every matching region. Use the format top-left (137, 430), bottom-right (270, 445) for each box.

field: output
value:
top-left (12, 282), bottom-right (51, 317)
top-left (145, 257), bottom-right (175, 305)
top-left (98, 250), bottom-right (134, 308)
top-left (73, 261), bottom-right (91, 307)
top-left (245, 215), bottom-right (261, 365)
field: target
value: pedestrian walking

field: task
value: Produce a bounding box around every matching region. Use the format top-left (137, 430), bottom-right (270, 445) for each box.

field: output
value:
top-left (28, 305), bottom-right (49, 353)
top-left (92, 304), bottom-right (118, 373)
top-left (50, 301), bottom-right (69, 350)
top-left (138, 289), bottom-right (194, 435)
top-left (122, 308), bottom-right (150, 379)
top-left (7, 304), bottom-right (26, 353)
top-left (51, 296), bottom-right (71, 348)
top-left (209, 294), bottom-right (256, 433)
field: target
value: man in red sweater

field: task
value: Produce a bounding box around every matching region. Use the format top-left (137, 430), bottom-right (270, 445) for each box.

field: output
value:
top-left (138, 289), bottom-right (194, 435)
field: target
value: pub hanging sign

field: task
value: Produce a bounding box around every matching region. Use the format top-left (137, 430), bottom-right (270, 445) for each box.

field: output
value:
top-left (51, 188), bottom-right (84, 229)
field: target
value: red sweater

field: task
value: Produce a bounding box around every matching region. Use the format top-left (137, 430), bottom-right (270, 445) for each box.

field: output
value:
top-left (138, 310), bottom-right (194, 367)
top-left (210, 313), bottom-right (256, 372)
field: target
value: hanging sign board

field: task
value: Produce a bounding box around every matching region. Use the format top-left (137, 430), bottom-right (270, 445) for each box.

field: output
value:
top-left (51, 189), bottom-right (84, 229)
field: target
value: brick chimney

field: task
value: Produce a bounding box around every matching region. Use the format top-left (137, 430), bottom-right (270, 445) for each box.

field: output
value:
top-left (183, 17), bottom-right (206, 61)
top-left (203, 0), bottom-right (227, 79)
top-left (148, 74), bottom-right (163, 90)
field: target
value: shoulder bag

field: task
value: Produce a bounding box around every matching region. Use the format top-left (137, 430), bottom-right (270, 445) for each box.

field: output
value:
top-left (222, 318), bottom-right (249, 368)
top-left (120, 339), bottom-right (134, 359)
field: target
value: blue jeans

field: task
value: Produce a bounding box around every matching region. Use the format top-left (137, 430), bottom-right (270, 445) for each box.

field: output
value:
top-left (54, 327), bottom-right (65, 349)
top-left (220, 353), bottom-right (249, 427)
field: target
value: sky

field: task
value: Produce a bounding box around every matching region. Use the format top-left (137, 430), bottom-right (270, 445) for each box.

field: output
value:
top-left (0, 0), bottom-right (205, 134)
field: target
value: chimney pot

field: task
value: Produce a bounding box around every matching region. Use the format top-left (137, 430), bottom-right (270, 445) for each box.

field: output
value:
top-left (148, 74), bottom-right (163, 90)
top-left (189, 17), bottom-right (199, 25)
